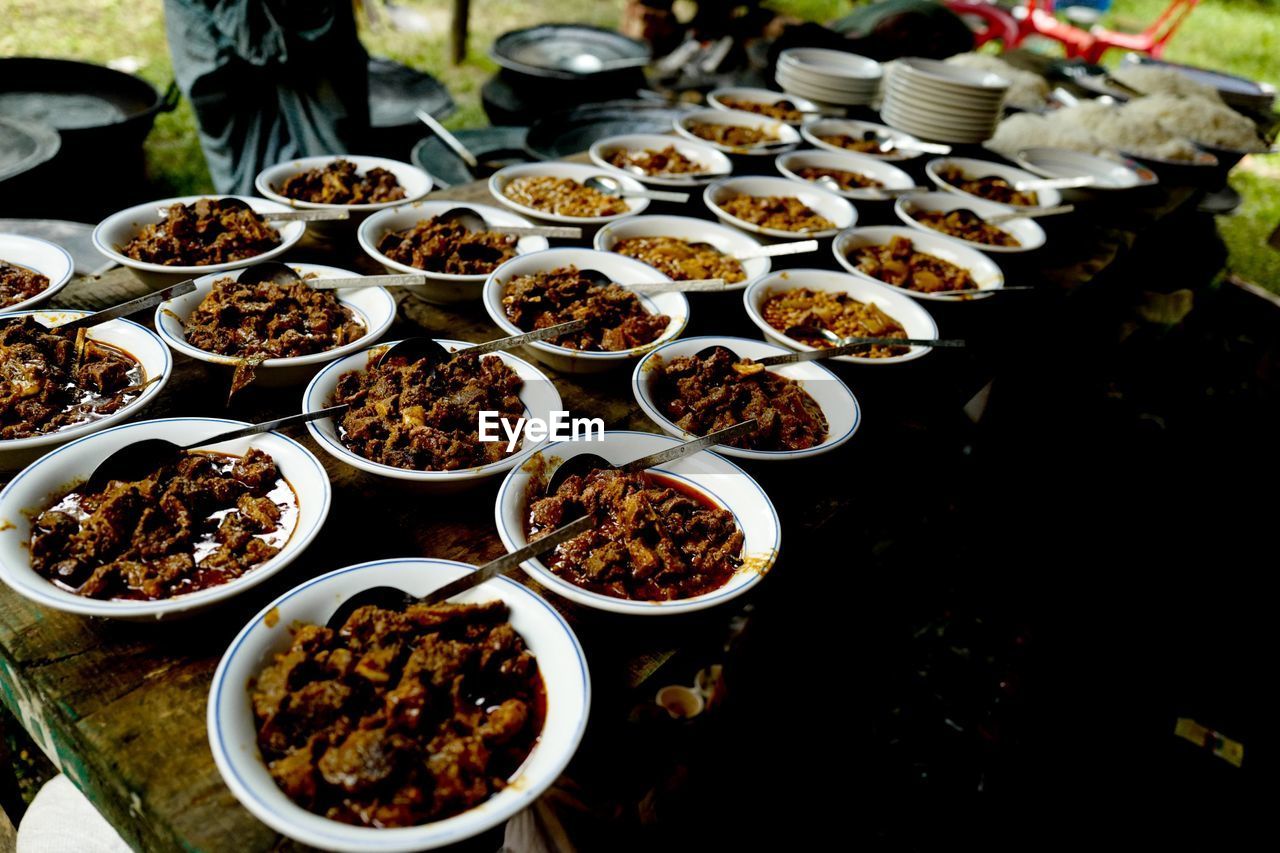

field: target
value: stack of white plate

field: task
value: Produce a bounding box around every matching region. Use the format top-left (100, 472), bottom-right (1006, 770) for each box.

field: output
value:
top-left (776, 48), bottom-right (882, 109)
top-left (880, 58), bottom-right (1008, 144)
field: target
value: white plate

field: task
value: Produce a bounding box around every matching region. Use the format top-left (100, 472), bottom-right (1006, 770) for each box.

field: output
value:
top-left (482, 248), bottom-right (690, 374)
top-left (895, 57), bottom-right (1010, 94)
top-left (587, 133), bottom-right (732, 187)
top-left (494, 430), bottom-right (780, 615)
top-left (593, 214), bottom-right (771, 291)
top-left (673, 109), bottom-right (800, 156)
top-left (1013, 147), bottom-right (1159, 190)
top-left (255, 154), bottom-right (433, 213)
top-left (93, 195), bottom-right (308, 288)
top-left (893, 191), bottom-right (1046, 254)
top-left (880, 107), bottom-right (995, 144)
top-left (208, 557), bottom-right (588, 853)
top-left (881, 88), bottom-right (1002, 127)
top-left (0, 416), bottom-right (330, 619)
top-left (775, 67), bottom-right (879, 106)
top-left (703, 176), bottom-right (856, 241)
top-left (489, 162), bottom-right (649, 225)
top-left (632, 335), bottom-right (861, 460)
top-left (743, 268), bottom-right (939, 364)
top-left (0, 234), bottom-right (74, 312)
top-left (302, 339), bottom-right (563, 491)
top-left (358, 200), bottom-right (550, 303)
top-left (832, 225), bottom-right (1005, 302)
top-left (153, 262), bottom-right (397, 386)
top-left (706, 87), bottom-right (821, 126)
top-left (0, 310), bottom-right (173, 470)
top-left (778, 48), bottom-right (883, 84)
top-left (775, 150), bottom-right (917, 201)
top-left (801, 119), bottom-right (921, 161)
top-left (925, 157), bottom-right (1063, 209)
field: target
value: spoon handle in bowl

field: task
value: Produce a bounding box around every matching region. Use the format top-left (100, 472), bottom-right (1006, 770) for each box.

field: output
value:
top-left (627, 278), bottom-right (726, 293)
top-left (986, 204), bottom-right (1075, 225)
top-left (466, 319), bottom-right (591, 355)
top-left (626, 189), bottom-right (691, 202)
top-left (416, 108), bottom-right (479, 168)
top-left (154, 207), bottom-right (349, 222)
top-left (54, 279), bottom-right (199, 333)
top-left (308, 274), bottom-right (429, 289)
top-left (889, 140), bottom-right (951, 154)
top-left (757, 337), bottom-right (964, 364)
top-left (622, 420), bottom-right (758, 473)
top-left (182, 405), bottom-right (350, 450)
top-left (733, 240), bottom-right (818, 260)
top-left (1013, 176), bottom-right (1095, 192)
top-left (489, 224), bottom-right (583, 238)
top-left (421, 514), bottom-right (597, 604)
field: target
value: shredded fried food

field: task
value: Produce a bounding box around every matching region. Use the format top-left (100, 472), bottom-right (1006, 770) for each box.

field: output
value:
top-left (687, 121), bottom-right (776, 147)
top-left (332, 349), bottom-right (524, 471)
top-left (719, 194), bottom-right (835, 232)
top-left (652, 347), bottom-right (828, 450)
top-left (0, 260), bottom-right (51, 308)
top-left (717, 97), bottom-right (805, 122)
top-left (273, 159), bottom-right (406, 205)
top-left (120, 199), bottom-right (282, 266)
top-left (184, 276), bottom-right (365, 359)
top-left (527, 468), bottom-right (744, 600)
top-left (378, 217), bottom-right (517, 276)
top-left (848, 236), bottom-right (978, 293)
top-left (793, 166), bottom-right (883, 191)
top-left (610, 236), bottom-right (746, 283)
top-left (502, 266), bottom-right (670, 352)
top-left (29, 449), bottom-right (296, 600)
top-left (761, 287), bottom-right (909, 358)
top-left (605, 145), bottom-right (704, 176)
top-left (911, 209), bottom-right (1020, 247)
top-left (251, 600), bottom-right (544, 827)
top-left (502, 176), bottom-right (628, 217)
top-left (937, 166), bottom-right (1039, 207)
top-left (818, 132), bottom-right (885, 154)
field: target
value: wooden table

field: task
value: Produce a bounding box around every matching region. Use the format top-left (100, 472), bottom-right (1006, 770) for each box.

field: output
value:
top-left (0, 165), bottom-right (1208, 850)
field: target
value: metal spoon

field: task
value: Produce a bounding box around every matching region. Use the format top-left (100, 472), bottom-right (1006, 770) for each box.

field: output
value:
top-left (1012, 176), bottom-right (1094, 192)
top-left (415, 109), bottom-right (507, 178)
top-left (156, 198), bottom-right (349, 222)
top-left (375, 319), bottom-right (589, 371)
top-left (236, 261), bottom-right (427, 290)
top-left (434, 206), bottom-right (581, 239)
top-left (584, 175), bottom-right (689, 204)
top-left (687, 240), bottom-right (818, 261)
top-left (323, 513), bottom-right (596, 630)
top-left (578, 267), bottom-right (726, 294)
top-left (545, 420), bottom-right (758, 496)
top-left (778, 326), bottom-right (966, 351)
top-left (984, 204), bottom-right (1075, 225)
top-left (85, 406), bottom-right (348, 488)
top-left (53, 280), bottom-right (198, 333)
top-left (876, 135), bottom-right (952, 155)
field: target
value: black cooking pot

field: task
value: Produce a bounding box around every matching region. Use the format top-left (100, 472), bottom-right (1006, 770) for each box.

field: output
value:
top-left (0, 57), bottom-right (178, 218)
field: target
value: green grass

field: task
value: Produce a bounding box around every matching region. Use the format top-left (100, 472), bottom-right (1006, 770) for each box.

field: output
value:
top-left (1, 0), bottom-right (1277, 287)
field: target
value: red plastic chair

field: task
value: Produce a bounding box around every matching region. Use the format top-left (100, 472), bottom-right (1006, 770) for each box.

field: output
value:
top-left (1008, 0), bottom-right (1200, 64)
top-left (943, 1), bottom-right (1020, 47)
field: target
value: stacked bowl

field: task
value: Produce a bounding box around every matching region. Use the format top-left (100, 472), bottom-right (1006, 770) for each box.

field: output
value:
top-left (880, 58), bottom-right (1009, 144)
top-left (776, 48), bottom-right (882, 110)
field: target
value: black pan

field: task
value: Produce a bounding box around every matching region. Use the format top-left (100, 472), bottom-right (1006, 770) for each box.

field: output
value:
top-left (411, 126), bottom-right (534, 187)
top-left (490, 24), bottom-right (650, 81)
top-left (524, 100), bottom-right (697, 160)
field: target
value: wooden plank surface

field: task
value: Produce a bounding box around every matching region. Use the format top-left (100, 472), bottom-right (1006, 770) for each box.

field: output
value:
top-left (0, 163), bottom-right (1201, 851)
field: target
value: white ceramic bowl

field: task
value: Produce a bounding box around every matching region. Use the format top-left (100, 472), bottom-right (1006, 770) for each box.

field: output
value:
top-left (303, 339), bottom-right (563, 491)
top-left (706, 87), bottom-right (820, 126)
top-left (153, 263), bottom-right (397, 387)
top-left (358, 200), bottom-right (550, 303)
top-left (743, 268), bottom-right (939, 364)
top-left (593, 214), bottom-right (770, 291)
top-left (1012, 147), bottom-right (1159, 191)
top-left (673, 109), bottom-right (800, 156)
top-left (0, 310), bottom-right (172, 470)
top-left (0, 234), bottom-right (74, 312)
top-left (208, 557), bottom-right (588, 852)
top-left (93, 195), bottom-right (308, 288)
top-left (703, 176), bottom-right (856, 240)
top-left (255, 154), bottom-right (433, 212)
top-left (801, 119), bottom-right (924, 161)
top-left (494, 430), bottom-right (780, 615)
top-left (833, 225), bottom-right (1005, 302)
top-left (632, 335), bottom-right (860, 460)
top-left (481, 248), bottom-right (690, 374)
top-left (588, 133), bottom-right (733, 187)
top-left (0, 416), bottom-right (330, 619)
top-left (774, 150), bottom-right (917, 201)
top-left (925, 157), bottom-right (1063, 210)
top-left (489, 162), bottom-right (649, 225)
top-left (893, 191), bottom-right (1046, 254)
